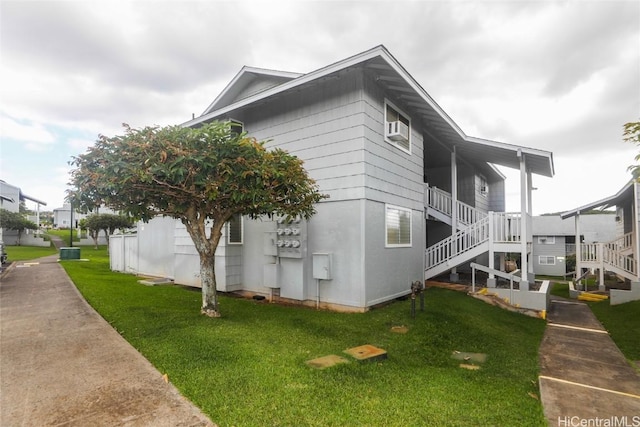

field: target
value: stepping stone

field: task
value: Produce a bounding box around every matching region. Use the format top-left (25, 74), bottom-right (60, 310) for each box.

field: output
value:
top-left (459, 363), bottom-right (480, 370)
top-left (344, 344), bottom-right (387, 362)
top-left (390, 325), bottom-right (409, 334)
top-left (306, 355), bottom-right (349, 369)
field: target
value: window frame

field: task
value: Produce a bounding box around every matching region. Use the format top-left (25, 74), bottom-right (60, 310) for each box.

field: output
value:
top-left (384, 99), bottom-right (411, 154)
top-left (227, 213), bottom-right (243, 245)
top-left (385, 204), bottom-right (412, 248)
top-left (539, 255), bottom-right (556, 265)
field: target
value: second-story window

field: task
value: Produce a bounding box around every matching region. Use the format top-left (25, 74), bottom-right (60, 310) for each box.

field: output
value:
top-left (384, 100), bottom-right (411, 154)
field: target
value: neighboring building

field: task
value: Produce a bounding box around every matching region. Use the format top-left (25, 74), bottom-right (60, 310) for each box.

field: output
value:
top-left (110, 45), bottom-right (554, 311)
top-left (561, 178), bottom-right (640, 304)
top-left (532, 214), bottom-right (617, 276)
top-left (53, 204), bottom-right (119, 229)
top-left (0, 180), bottom-right (47, 245)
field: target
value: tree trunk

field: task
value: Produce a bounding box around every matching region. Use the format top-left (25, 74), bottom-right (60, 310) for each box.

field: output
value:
top-left (199, 253), bottom-right (220, 317)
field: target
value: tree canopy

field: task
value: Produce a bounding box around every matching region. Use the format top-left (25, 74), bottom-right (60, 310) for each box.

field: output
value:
top-left (624, 120), bottom-right (640, 177)
top-left (67, 121), bottom-right (327, 316)
top-left (83, 213), bottom-right (134, 249)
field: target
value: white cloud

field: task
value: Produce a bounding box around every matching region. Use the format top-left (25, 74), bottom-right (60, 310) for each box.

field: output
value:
top-left (0, 115), bottom-right (56, 151)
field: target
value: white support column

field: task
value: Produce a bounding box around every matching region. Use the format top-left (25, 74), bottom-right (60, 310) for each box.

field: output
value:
top-left (450, 146), bottom-right (459, 282)
top-left (598, 243), bottom-right (605, 291)
top-left (575, 213), bottom-right (582, 288)
top-left (634, 182), bottom-right (640, 281)
top-left (526, 171), bottom-right (534, 282)
top-left (487, 211), bottom-right (496, 288)
top-left (519, 150), bottom-right (529, 291)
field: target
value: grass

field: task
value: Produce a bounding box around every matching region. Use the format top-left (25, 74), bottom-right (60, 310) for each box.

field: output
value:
top-left (46, 229), bottom-right (80, 246)
top-left (60, 248), bottom-right (548, 426)
top-left (4, 244), bottom-right (57, 261)
top-left (588, 299), bottom-right (640, 362)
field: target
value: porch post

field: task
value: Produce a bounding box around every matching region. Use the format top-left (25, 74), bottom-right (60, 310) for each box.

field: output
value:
top-left (450, 146), bottom-right (459, 282)
top-left (575, 212), bottom-right (582, 288)
top-left (598, 243), bottom-right (605, 291)
top-left (519, 150), bottom-right (529, 291)
top-left (635, 182), bottom-right (640, 281)
top-left (487, 211), bottom-right (496, 288)
top-left (526, 171), bottom-right (534, 282)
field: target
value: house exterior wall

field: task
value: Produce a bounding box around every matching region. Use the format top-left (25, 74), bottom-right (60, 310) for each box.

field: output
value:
top-left (0, 181), bottom-right (20, 213)
top-left (488, 179), bottom-right (505, 212)
top-left (532, 235), bottom-right (567, 276)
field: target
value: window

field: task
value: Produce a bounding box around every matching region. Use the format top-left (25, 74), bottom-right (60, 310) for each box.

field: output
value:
top-left (384, 100), bottom-right (411, 153)
top-left (479, 175), bottom-right (488, 196)
top-left (539, 256), bottom-right (555, 265)
top-left (385, 204), bottom-right (412, 247)
top-left (227, 213), bottom-right (243, 244)
top-left (538, 236), bottom-right (555, 244)
top-left (229, 119), bottom-right (244, 137)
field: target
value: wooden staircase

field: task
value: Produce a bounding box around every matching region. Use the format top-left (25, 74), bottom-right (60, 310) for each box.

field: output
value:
top-left (424, 185), bottom-right (524, 280)
top-left (581, 233), bottom-right (637, 282)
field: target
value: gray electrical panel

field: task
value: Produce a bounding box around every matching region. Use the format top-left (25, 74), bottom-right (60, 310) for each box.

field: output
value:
top-left (312, 253), bottom-right (332, 280)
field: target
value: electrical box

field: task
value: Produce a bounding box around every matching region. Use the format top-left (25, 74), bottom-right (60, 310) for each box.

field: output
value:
top-left (263, 264), bottom-right (280, 288)
top-left (312, 253), bottom-right (332, 280)
top-left (264, 216), bottom-right (307, 259)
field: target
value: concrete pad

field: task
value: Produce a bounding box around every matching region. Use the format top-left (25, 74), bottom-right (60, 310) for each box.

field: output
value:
top-left (138, 277), bottom-right (174, 286)
top-left (306, 355), bottom-right (349, 369)
top-left (344, 345), bottom-right (387, 362)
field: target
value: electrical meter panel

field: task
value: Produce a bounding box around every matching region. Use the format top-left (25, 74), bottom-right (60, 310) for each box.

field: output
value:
top-left (264, 216), bottom-right (307, 259)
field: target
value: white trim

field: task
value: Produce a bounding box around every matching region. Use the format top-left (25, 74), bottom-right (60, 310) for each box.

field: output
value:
top-left (384, 99), bottom-right (411, 154)
top-left (385, 204), bottom-right (412, 248)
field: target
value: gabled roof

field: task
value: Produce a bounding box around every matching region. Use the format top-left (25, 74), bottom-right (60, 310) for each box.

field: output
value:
top-left (560, 179), bottom-right (634, 219)
top-left (184, 45), bottom-right (554, 177)
top-left (202, 66), bottom-right (303, 115)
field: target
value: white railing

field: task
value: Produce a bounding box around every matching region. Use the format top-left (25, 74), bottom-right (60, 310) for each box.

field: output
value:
top-left (425, 216), bottom-right (490, 269)
top-left (425, 186), bottom-right (487, 227)
top-left (491, 212), bottom-right (522, 243)
top-left (579, 240), bottom-right (637, 279)
top-left (609, 232), bottom-right (633, 252)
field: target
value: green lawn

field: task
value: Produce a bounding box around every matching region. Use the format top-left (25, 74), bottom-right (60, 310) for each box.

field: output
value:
top-left (588, 299), bottom-right (640, 362)
top-left (4, 244), bottom-right (57, 261)
top-left (61, 249), bottom-right (548, 426)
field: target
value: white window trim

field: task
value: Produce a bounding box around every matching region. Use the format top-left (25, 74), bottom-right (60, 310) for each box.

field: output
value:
top-left (227, 214), bottom-right (243, 245)
top-left (479, 175), bottom-right (488, 197)
top-left (385, 204), bottom-right (412, 248)
top-left (539, 255), bottom-right (556, 265)
top-left (384, 99), bottom-right (411, 155)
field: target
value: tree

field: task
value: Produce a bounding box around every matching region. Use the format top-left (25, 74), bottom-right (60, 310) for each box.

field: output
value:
top-left (624, 120), bottom-right (640, 177)
top-left (0, 208), bottom-right (38, 246)
top-left (68, 121), bottom-right (326, 317)
top-left (84, 213), bottom-right (134, 249)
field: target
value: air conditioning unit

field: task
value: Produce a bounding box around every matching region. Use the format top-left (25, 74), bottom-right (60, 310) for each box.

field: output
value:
top-left (386, 121), bottom-right (409, 142)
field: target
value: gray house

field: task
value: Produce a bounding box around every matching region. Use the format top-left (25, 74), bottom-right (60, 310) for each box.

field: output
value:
top-left (111, 46), bottom-right (554, 311)
top-left (560, 178), bottom-right (640, 304)
top-left (0, 180), bottom-right (47, 245)
top-left (532, 214), bottom-right (617, 276)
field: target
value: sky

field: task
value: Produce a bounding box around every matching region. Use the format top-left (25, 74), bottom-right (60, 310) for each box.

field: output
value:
top-left (1, 0), bottom-right (638, 215)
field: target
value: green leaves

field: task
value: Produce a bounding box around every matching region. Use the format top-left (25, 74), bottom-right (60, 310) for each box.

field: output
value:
top-left (67, 120), bottom-right (327, 239)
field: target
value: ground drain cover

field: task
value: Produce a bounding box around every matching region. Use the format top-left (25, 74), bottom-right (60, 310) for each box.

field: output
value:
top-left (306, 355), bottom-right (349, 369)
top-left (344, 344), bottom-right (387, 362)
top-left (452, 351), bottom-right (487, 370)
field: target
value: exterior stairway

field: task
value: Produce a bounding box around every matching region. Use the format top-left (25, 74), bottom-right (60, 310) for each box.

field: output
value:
top-left (424, 185), bottom-right (523, 280)
top-left (581, 232), bottom-right (637, 282)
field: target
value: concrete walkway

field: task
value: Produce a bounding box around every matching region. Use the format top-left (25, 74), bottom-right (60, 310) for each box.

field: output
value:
top-left (0, 255), bottom-right (215, 427)
top-left (539, 297), bottom-right (640, 426)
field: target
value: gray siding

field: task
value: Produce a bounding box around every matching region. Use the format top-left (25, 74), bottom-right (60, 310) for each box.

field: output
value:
top-left (532, 236), bottom-right (567, 276)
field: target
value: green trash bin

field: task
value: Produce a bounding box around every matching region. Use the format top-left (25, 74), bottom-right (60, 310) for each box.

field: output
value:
top-left (60, 247), bottom-right (81, 260)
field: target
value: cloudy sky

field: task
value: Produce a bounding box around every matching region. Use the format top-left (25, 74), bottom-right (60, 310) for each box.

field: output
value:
top-left (1, 0), bottom-right (638, 215)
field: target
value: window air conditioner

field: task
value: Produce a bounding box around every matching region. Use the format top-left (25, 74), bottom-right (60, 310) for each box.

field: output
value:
top-left (386, 121), bottom-right (409, 142)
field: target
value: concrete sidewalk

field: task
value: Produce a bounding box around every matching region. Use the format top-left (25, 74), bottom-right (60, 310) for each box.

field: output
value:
top-left (0, 256), bottom-right (215, 426)
top-left (539, 298), bottom-right (640, 426)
